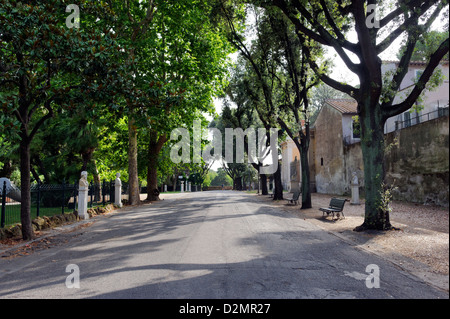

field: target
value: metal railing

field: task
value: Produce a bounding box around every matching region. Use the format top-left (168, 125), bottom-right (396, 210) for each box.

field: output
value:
top-left (1, 179), bottom-right (127, 228)
top-left (384, 107), bottom-right (449, 134)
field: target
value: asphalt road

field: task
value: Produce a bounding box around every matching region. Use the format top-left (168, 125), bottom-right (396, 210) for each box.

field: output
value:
top-left (0, 191), bottom-right (447, 300)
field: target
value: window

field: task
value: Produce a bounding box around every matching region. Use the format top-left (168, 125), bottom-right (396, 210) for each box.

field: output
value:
top-left (404, 112), bottom-right (411, 128)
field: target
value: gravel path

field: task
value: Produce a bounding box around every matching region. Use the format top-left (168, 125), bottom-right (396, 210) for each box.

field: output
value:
top-left (259, 192), bottom-right (449, 292)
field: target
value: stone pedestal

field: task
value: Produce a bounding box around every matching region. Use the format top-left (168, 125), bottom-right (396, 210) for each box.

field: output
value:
top-left (77, 171), bottom-right (89, 219)
top-left (181, 181), bottom-right (184, 193)
top-left (290, 181), bottom-right (300, 193)
top-left (115, 173), bottom-right (123, 208)
top-left (78, 186), bottom-right (89, 219)
top-left (350, 172), bottom-right (360, 205)
top-left (164, 184), bottom-right (167, 192)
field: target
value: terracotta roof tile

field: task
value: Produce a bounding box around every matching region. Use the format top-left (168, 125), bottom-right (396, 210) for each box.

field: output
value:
top-left (325, 99), bottom-right (358, 114)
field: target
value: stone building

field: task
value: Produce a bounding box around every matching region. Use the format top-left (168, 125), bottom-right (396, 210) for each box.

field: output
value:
top-left (280, 61), bottom-right (449, 207)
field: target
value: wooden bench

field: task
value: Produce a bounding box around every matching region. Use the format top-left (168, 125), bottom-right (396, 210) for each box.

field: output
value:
top-left (285, 190), bottom-right (300, 205)
top-left (319, 198), bottom-right (347, 219)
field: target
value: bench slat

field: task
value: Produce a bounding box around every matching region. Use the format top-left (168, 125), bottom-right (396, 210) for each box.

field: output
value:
top-left (320, 198), bottom-right (347, 219)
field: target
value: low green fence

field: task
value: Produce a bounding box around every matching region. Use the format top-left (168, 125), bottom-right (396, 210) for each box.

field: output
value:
top-left (1, 180), bottom-right (127, 228)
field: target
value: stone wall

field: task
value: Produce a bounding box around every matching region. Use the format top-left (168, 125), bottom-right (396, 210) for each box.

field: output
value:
top-left (384, 116), bottom-right (449, 207)
top-left (311, 112), bottom-right (448, 207)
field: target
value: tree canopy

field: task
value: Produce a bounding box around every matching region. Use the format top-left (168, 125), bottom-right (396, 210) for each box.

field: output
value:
top-left (0, 0), bottom-right (233, 239)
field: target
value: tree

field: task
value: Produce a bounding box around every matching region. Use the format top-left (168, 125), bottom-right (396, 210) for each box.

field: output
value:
top-left (154, 1), bottom-right (231, 200)
top-left (264, 0), bottom-right (449, 230)
top-left (210, 167), bottom-right (233, 186)
top-left (203, 170), bottom-right (218, 187)
top-left (103, 0), bottom-right (157, 206)
top-left (218, 3), bottom-right (286, 198)
top-left (108, 0), bottom-right (233, 202)
top-left (211, 105), bottom-right (248, 190)
top-left (398, 30), bottom-right (449, 62)
top-left (0, 0), bottom-right (120, 239)
top-left (220, 4), bottom-right (323, 205)
top-left (256, 8), bottom-right (320, 208)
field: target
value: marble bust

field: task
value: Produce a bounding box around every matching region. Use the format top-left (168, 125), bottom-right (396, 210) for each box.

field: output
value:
top-left (79, 171), bottom-right (88, 188)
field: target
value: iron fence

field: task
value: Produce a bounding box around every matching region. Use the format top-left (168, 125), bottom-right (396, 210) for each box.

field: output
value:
top-left (384, 107), bottom-right (449, 134)
top-left (1, 179), bottom-right (126, 228)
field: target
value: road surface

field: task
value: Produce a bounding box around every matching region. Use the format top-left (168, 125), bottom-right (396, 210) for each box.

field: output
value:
top-left (0, 191), bottom-right (447, 300)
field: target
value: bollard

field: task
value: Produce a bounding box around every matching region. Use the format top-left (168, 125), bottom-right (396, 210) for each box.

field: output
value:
top-left (350, 172), bottom-right (360, 205)
top-left (78, 171), bottom-right (89, 219)
top-left (115, 173), bottom-right (123, 208)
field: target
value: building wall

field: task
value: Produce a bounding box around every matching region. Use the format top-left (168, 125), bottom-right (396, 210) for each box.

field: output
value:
top-left (312, 113), bottom-right (449, 207)
top-left (383, 62), bottom-right (449, 133)
top-left (312, 103), bottom-right (348, 195)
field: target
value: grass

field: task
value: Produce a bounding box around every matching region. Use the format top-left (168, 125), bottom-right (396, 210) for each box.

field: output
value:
top-left (1, 203), bottom-right (76, 227)
top-left (0, 200), bottom-right (116, 228)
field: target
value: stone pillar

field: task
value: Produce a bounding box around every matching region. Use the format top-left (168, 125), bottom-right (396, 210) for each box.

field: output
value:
top-left (350, 172), bottom-right (360, 205)
top-left (181, 181), bottom-right (184, 193)
top-left (164, 184), bottom-right (167, 192)
top-left (115, 173), bottom-right (123, 208)
top-left (188, 182), bottom-right (191, 192)
top-left (78, 171), bottom-right (89, 219)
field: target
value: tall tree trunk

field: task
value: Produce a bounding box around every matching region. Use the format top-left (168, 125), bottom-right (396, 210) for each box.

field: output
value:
top-left (233, 176), bottom-right (242, 190)
top-left (128, 116), bottom-right (140, 205)
top-left (273, 162), bottom-right (283, 200)
top-left (19, 137), bottom-right (33, 240)
top-left (172, 171), bottom-right (178, 192)
top-left (354, 102), bottom-right (392, 231)
top-left (92, 159), bottom-right (101, 202)
top-left (146, 131), bottom-right (167, 201)
top-left (299, 143), bottom-right (312, 209)
top-left (81, 148), bottom-right (94, 172)
top-left (146, 144), bottom-right (159, 201)
top-left (260, 173), bottom-right (268, 195)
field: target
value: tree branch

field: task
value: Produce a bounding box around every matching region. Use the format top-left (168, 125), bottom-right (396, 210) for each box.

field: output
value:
top-left (376, 0), bottom-right (441, 54)
top-left (380, 25), bottom-right (420, 109)
top-left (300, 37), bottom-right (357, 97)
top-left (353, 0), bottom-right (381, 85)
top-left (383, 37), bottom-right (449, 119)
top-left (271, 0), bottom-right (360, 74)
top-left (378, 0), bottom-right (427, 29)
top-left (277, 116), bottom-right (302, 150)
top-left (28, 99), bottom-right (54, 142)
